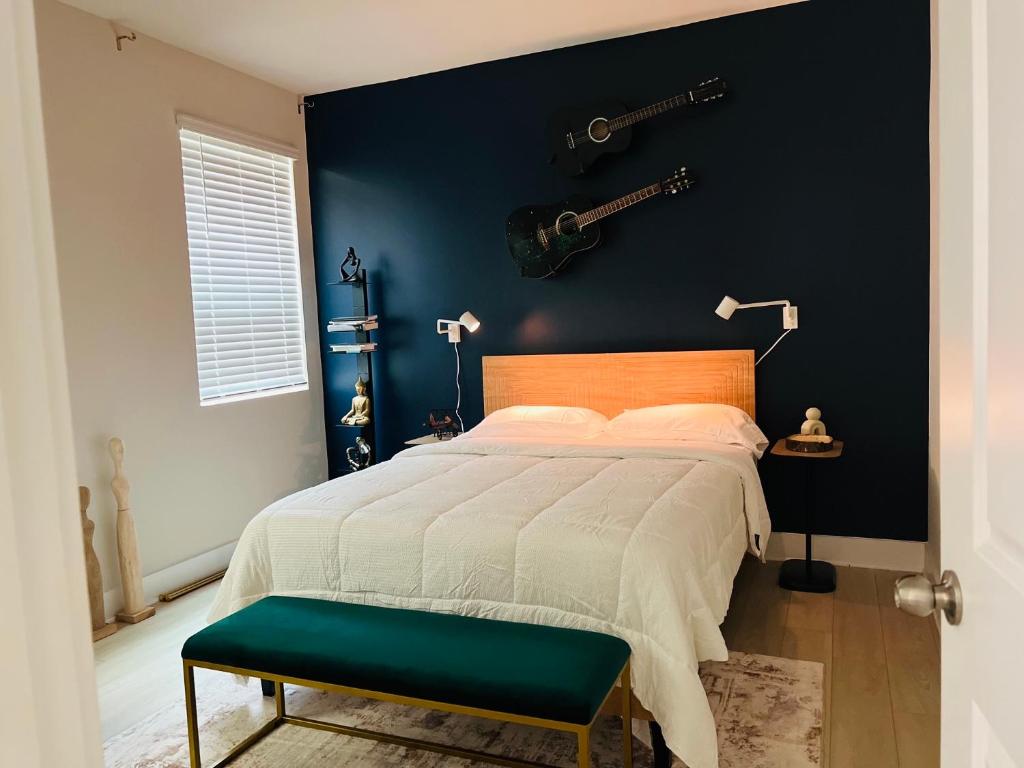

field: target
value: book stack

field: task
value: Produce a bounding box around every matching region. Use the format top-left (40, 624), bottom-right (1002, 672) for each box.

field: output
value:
top-left (327, 315), bottom-right (378, 332)
top-left (329, 342), bottom-right (378, 354)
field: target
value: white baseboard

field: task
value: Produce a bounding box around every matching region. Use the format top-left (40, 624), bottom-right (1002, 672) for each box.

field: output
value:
top-left (103, 540), bottom-right (236, 620)
top-left (765, 533), bottom-right (924, 572)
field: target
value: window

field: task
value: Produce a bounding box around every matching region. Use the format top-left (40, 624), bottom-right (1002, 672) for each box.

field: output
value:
top-left (178, 116), bottom-right (308, 405)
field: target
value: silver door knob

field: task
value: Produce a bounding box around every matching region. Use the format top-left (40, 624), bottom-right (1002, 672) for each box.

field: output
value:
top-left (894, 570), bottom-right (963, 625)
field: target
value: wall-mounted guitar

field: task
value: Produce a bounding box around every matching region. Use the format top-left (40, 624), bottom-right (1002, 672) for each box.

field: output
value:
top-left (547, 77), bottom-right (728, 176)
top-left (506, 167), bottom-right (695, 279)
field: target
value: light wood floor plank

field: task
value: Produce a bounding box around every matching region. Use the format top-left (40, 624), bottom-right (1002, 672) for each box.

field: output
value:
top-left (724, 562), bottom-right (938, 768)
top-left (94, 583), bottom-right (219, 740)
top-left (720, 554), bottom-right (758, 648)
top-left (892, 711), bottom-right (941, 768)
top-left (782, 624), bottom-right (832, 766)
top-left (874, 570), bottom-right (940, 767)
top-left (726, 559), bottom-right (790, 657)
top-left (830, 566), bottom-right (900, 768)
top-left (874, 570), bottom-right (940, 715)
top-left (781, 589), bottom-right (835, 767)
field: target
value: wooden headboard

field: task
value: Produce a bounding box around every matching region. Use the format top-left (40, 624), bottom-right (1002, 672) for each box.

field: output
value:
top-left (482, 350), bottom-right (756, 420)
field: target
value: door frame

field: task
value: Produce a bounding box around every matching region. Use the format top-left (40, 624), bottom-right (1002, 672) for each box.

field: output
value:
top-left (0, 0), bottom-right (103, 765)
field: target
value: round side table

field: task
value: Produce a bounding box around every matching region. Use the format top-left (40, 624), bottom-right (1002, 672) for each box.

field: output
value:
top-left (770, 438), bottom-right (844, 593)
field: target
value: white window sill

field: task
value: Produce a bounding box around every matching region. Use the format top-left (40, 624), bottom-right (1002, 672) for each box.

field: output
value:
top-left (199, 382), bottom-right (309, 407)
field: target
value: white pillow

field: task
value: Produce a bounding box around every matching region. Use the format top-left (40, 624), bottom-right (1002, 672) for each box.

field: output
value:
top-left (465, 406), bottom-right (609, 439)
top-left (605, 403), bottom-right (769, 458)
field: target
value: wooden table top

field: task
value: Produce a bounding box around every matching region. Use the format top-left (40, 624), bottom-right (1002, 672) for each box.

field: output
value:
top-left (770, 438), bottom-right (844, 459)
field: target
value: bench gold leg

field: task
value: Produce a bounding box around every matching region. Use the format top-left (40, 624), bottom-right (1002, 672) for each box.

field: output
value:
top-left (577, 726), bottom-right (591, 768)
top-left (621, 660), bottom-right (633, 768)
top-left (275, 681), bottom-right (286, 718)
top-left (183, 662), bottom-right (201, 768)
top-left (184, 659), bottom-right (614, 768)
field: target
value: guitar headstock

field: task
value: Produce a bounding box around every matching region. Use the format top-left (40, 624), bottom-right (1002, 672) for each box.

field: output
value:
top-left (661, 167), bottom-right (696, 195)
top-left (689, 76), bottom-right (729, 104)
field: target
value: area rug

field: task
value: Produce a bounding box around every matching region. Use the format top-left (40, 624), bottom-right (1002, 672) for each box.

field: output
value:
top-left (103, 652), bottom-right (822, 768)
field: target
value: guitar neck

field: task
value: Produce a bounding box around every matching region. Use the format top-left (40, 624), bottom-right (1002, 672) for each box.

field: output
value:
top-left (576, 182), bottom-right (662, 227)
top-left (609, 92), bottom-right (694, 131)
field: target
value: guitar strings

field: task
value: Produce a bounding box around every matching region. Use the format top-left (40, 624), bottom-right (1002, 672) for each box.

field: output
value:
top-left (536, 184), bottom-right (663, 240)
top-left (564, 89), bottom-right (724, 144)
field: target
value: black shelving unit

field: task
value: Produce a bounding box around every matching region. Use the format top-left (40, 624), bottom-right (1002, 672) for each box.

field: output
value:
top-left (326, 268), bottom-right (374, 477)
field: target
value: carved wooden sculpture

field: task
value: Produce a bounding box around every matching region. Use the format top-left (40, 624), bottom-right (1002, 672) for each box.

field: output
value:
top-left (81, 485), bottom-right (118, 641)
top-left (110, 437), bottom-right (154, 623)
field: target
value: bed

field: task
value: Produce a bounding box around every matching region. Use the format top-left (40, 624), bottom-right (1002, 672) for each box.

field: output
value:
top-left (210, 350), bottom-right (770, 768)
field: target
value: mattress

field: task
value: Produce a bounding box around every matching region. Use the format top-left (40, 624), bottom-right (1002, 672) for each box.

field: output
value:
top-left (209, 435), bottom-right (771, 768)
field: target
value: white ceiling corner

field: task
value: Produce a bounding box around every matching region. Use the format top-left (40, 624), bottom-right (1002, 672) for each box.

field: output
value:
top-left (57, 0), bottom-right (802, 95)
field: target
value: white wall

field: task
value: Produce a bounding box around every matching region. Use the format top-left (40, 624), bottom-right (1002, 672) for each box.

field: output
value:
top-left (34, 0), bottom-right (326, 607)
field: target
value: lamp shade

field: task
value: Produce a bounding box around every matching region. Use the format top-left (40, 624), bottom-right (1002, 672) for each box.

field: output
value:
top-left (715, 296), bottom-right (740, 320)
top-left (459, 311), bottom-right (480, 332)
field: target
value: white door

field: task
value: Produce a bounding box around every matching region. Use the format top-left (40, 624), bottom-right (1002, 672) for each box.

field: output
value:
top-left (932, 0), bottom-right (1024, 764)
top-left (1, 0), bottom-right (104, 765)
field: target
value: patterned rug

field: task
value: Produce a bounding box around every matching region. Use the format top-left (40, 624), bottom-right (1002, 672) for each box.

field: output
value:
top-left (103, 652), bottom-right (822, 768)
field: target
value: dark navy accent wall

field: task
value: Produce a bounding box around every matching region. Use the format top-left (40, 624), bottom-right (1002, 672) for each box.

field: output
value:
top-left (306, 0), bottom-right (930, 541)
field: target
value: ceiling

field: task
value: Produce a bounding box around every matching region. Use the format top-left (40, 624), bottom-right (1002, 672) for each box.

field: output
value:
top-left (59, 0), bottom-right (801, 95)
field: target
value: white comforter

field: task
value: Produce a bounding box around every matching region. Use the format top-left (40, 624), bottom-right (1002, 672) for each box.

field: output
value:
top-left (210, 436), bottom-right (771, 768)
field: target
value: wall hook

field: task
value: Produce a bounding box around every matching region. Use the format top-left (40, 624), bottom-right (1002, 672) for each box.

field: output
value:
top-left (113, 25), bottom-right (136, 52)
top-left (298, 99), bottom-right (314, 116)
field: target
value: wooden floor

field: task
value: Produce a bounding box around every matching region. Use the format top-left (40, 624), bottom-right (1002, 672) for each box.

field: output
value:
top-left (95, 561), bottom-right (939, 766)
top-left (722, 558), bottom-right (940, 768)
top-left (94, 582), bottom-right (220, 740)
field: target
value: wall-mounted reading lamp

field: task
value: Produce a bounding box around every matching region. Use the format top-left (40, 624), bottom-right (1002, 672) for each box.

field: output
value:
top-left (436, 311), bottom-right (481, 343)
top-left (715, 295), bottom-right (799, 366)
top-left (436, 311), bottom-right (481, 432)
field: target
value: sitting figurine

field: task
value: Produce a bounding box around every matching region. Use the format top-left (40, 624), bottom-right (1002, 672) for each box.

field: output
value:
top-left (800, 407), bottom-right (827, 436)
top-left (340, 377), bottom-right (371, 426)
top-left (346, 436), bottom-right (372, 471)
top-left (339, 246), bottom-right (362, 282)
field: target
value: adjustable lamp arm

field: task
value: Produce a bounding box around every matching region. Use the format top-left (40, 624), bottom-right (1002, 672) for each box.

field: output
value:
top-left (714, 294), bottom-right (799, 365)
top-left (736, 299), bottom-right (791, 310)
top-left (437, 311), bottom-right (480, 344)
top-left (729, 299), bottom-right (798, 330)
top-left (437, 319), bottom-right (462, 343)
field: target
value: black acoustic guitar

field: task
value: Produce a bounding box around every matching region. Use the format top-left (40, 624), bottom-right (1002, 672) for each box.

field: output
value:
top-left (547, 77), bottom-right (728, 176)
top-left (506, 167), bottom-right (696, 279)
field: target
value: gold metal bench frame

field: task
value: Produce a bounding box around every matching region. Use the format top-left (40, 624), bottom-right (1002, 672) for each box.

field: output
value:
top-left (183, 658), bottom-right (633, 768)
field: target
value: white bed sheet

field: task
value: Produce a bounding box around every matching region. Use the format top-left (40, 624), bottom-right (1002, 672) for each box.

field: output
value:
top-left (209, 435), bottom-right (771, 768)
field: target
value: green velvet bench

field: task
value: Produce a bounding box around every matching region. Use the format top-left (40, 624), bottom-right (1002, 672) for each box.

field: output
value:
top-left (181, 596), bottom-right (633, 768)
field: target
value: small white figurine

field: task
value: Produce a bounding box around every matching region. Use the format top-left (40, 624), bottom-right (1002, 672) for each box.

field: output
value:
top-left (800, 407), bottom-right (827, 436)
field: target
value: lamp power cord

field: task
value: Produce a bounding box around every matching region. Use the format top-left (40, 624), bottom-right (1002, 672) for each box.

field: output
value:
top-left (756, 329), bottom-right (792, 366)
top-left (453, 341), bottom-right (464, 433)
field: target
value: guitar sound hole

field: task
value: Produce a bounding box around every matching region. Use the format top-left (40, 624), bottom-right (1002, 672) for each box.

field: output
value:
top-left (587, 118), bottom-right (611, 143)
top-left (555, 212), bottom-right (579, 236)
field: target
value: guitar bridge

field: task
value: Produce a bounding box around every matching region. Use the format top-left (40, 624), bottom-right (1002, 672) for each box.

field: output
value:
top-left (565, 132), bottom-right (575, 150)
top-left (536, 225), bottom-right (550, 251)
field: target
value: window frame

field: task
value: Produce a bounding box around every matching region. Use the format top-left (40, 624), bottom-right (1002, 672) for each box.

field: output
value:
top-left (176, 114), bottom-right (310, 407)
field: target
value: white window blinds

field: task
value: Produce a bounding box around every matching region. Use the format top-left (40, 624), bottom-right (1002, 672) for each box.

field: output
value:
top-left (178, 123), bottom-right (308, 405)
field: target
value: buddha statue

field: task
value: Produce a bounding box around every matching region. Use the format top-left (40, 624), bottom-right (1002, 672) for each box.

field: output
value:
top-left (341, 377), bottom-right (371, 426)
